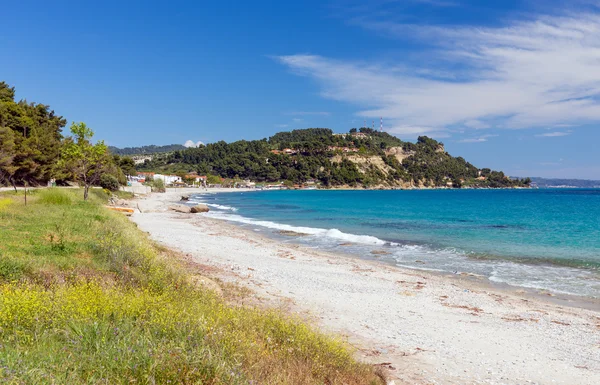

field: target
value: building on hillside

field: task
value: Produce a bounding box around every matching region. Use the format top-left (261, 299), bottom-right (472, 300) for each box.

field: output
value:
top-left (154, 174), bottom-right (182, 185)
top-left (134, 172), bottom-right (155, 183)
top-left (184, 174), bottom-right (207, 184)
top-left (132, 155), bottom-right (153, 165)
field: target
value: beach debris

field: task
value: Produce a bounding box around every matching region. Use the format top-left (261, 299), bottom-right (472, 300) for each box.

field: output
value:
top-left (191, 204), bottom-right (210, 213)
top-left (168, 204), bottom-right (192, 213)
top-left (371, 250), bottom-right (391, 255)
top-left (277, 230), bottom-right (308, 237)
top-left (352, 265), bottom-right (375, 273)
top-left (375, 362), bottom-right (396, 371)
top-left (440, 301), bottom-right (484, 315)
top-left (551, 320), bottom-right (571, 326)
top-left (180, 195), bottom-right (189, 201)
top-left (501, 316), bottom-right (539, 323)
top-left (105, 206), bottom-right (135, 216)
top-left (396, 280), bottom-right (426, 290)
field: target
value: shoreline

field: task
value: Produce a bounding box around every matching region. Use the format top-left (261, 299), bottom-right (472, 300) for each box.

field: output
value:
top-left (190, 188), bottom-right (600, 301)
top-left (131, 190), bottom-right (600, 384)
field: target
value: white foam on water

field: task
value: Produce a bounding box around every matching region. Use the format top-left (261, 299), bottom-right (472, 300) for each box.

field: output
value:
top-left (205, 203), bottom-right (238, 211)
top-left (206, 212), bottom-right (388, 246)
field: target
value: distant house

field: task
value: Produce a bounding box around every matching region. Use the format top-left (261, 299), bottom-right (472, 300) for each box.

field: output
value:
top-left (134, 172), bottom-right (155, 183)
top-left (154, 174), bottom-right (181, 185)
top-left (184, 174), bottom-right (207, 184)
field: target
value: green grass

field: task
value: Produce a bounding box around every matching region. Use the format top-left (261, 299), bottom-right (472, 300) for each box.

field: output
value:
top-left (0, 188), bottom-right (384, 385)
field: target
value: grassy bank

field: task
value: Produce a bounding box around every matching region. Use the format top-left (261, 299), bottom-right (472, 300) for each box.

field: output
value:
top-left (0, 188), bottom-right (384, 384)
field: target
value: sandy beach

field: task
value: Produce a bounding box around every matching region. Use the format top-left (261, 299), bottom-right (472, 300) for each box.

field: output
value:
top-left (130, 189), bottom-right (600, 385)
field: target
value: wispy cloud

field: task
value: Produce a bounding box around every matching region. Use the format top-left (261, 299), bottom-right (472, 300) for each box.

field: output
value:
top-left (275, 124), bottom-right (289, 128)
top-left (457, 134), bottom-right (498, 143)
top-left (536, 131), bottom-right (572, 137)
top-left (276, 10), bottom-right (600, 136)
top-left (292, 118), bottom-right (304, 122)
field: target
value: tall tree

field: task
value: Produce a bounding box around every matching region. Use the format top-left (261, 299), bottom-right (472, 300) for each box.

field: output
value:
top-left (0, 82), bottom-right (66, 187)
top-left (0, 126), bottom-right (16, 186)
top-left (61, 122), bottom-right (109, 200)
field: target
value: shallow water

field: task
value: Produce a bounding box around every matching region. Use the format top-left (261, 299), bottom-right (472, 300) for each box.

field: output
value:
top-left (191, 189), bottom-right (600, 297)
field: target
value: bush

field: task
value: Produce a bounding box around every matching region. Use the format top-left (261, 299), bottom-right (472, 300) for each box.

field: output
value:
top-left (99, 174), bottom-right (120, 191)
top-left (152, 178), bottom-right (165, 193)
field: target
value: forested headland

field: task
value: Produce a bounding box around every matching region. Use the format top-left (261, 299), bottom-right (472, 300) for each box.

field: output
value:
top-left (140, 128), bottom-right (531, 189)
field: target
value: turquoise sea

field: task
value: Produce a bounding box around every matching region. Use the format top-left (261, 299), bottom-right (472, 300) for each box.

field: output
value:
top-left (190, 189), bottom-right (600, 298)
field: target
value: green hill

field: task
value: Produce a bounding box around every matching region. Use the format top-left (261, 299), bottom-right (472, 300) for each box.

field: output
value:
top-left (139, 127), bottom-right (530, 189)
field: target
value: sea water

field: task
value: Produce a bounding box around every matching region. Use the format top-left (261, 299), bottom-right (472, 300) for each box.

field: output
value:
top-left (190, 189), bottom-right (600, 297)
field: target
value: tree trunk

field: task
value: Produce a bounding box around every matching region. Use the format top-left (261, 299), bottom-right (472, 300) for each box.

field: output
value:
top-left (84, 184), bottom-right (89, 201)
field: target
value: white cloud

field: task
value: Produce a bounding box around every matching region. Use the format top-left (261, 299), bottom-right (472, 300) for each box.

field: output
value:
top-left (276, 11), bottom-right (600, 136)
top-left (535, 131), bottom-right (572, 137)
top-left (292, 118), bottom-right (304, 123)
top-left (183, 140), bottom-right (205, 148)
top-left (275, 124), bottom-right (289, 128)
top-left (464, 119), bottom-right (491, 129)
top-left (457, 134), bottom-right (497, 143)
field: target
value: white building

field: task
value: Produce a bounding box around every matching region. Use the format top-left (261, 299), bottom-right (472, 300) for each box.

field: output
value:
top-left (153, 174), bottom-right (182, 185)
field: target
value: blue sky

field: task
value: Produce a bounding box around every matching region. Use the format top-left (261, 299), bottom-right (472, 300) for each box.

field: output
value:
top-left (2, 0), bottom-right (600, 179)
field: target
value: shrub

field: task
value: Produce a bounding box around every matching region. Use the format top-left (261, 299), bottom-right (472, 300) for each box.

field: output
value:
top-left (99, 174), bottom-right (120, 191)
top-left (152, 178), bottom-right (165, 193)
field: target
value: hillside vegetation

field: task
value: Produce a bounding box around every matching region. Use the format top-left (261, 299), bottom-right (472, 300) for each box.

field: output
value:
top-left (140, 128), bottom-right (531, 188)
top-left (0, 189), bottom-right (384, 384)
top-left (108, 144), bottom-right (186, 156)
